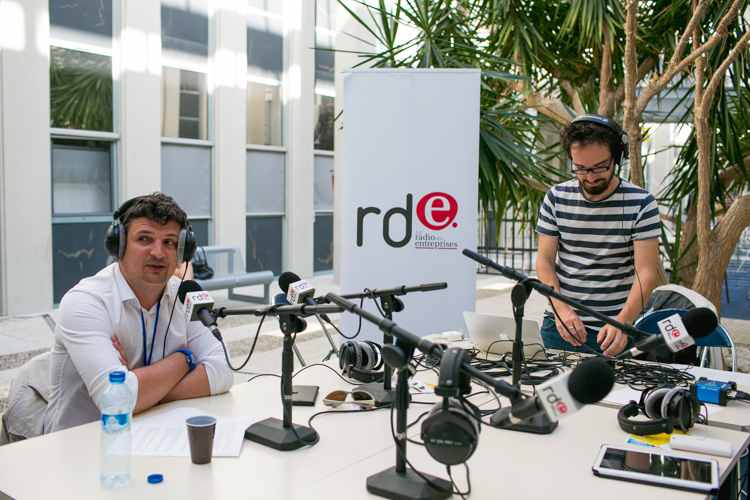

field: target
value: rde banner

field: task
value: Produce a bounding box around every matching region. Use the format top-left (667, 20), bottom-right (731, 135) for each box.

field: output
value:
top-left (340, 69), bottom-right (480, 343)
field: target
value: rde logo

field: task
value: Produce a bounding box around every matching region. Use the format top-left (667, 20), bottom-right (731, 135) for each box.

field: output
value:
top-left (356, 192), bottom-right (458, 248)
top-left (416, 192), bottom-right (458, 230)
top-left (555, 401), bottom-right (568, 414)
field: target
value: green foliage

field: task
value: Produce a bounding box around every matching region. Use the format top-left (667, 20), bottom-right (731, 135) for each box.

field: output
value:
top-left (50, 47), bottom-right (113, 132)
top-left (659, 204), bottom-right (697, 283)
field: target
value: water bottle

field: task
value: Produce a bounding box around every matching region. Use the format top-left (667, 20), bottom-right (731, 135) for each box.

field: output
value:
top-left (100, 371), bottom-right (132, 488)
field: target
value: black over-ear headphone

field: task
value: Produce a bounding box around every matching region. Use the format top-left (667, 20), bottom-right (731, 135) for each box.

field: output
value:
top-left (570, 114), bottom-right (630, 166)
top-left (421, 348), bottom-right (481, 466)
top-left (104, 197), bottom-right (196, 263)
top-left (617, 386), bottom-right (701, 435)
top-left (339, 340), bottom-right (384, 383)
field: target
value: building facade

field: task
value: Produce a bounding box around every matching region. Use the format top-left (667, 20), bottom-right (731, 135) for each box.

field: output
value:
top-left (0, 0), bottom-right (345, 315)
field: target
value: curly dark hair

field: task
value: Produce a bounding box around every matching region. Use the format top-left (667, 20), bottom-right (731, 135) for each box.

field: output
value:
top-left (560, 120), bottom-right (623, 165)
top-left (120, 192), bottom-right (188, 231)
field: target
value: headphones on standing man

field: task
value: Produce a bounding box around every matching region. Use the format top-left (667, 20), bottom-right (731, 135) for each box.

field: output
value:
top-left (104, 196), bottom-right (196, 263)
top-left (617, 386), bottom-right (702, 435)
top-left (421, 348), bottom-right (481, 466)
top-left (569, 114), bottom-right (630, 167)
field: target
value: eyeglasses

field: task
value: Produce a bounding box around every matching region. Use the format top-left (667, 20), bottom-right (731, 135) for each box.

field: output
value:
top-left (571, 157), bottom-right (614, 176)
top-left (323, 390), bottom-right (375, 408)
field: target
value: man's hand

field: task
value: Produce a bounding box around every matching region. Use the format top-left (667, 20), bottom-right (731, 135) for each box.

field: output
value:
top-left (554, 306), bottom-right (587, 346)
top-left (597, 323), bottom-right (629, 357)
top-left (112, 335), bottom-right (128, 367)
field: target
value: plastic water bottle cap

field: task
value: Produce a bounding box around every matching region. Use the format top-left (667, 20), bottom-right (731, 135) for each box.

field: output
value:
top-left (109, 371), bottom-right (126, 383)
top-left (148, 474), bottom-right (163, 484)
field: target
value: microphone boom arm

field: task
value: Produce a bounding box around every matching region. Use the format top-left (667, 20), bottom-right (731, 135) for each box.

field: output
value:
top-left (462, 248), bottom-right (643, 341)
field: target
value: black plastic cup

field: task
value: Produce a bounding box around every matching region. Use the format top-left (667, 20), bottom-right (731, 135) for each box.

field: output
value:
top-left (186, 416), bottom-right (216, 464)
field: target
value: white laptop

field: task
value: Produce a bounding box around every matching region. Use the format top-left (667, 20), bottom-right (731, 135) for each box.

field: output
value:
top-left (463, 312), bottom-right (546, 360)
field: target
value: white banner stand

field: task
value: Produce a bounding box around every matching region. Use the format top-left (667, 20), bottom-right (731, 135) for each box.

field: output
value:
top-left (340, 69), bottom-right (480, 343)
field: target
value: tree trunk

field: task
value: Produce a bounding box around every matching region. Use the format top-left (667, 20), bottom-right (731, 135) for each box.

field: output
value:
top-left (693, 195), bottom-right (750, 315)
top-left (621, 0), bottom-right (644, 188)
top-left (675, 204), bottom-right (698, 287)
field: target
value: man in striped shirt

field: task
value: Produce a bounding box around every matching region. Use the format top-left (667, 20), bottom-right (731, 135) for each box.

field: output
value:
top-left (536, 116), bottom-right (660, 356)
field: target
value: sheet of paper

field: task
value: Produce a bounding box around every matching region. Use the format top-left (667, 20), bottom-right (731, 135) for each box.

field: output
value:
top-left (131, 407), bottom-right (260, 457)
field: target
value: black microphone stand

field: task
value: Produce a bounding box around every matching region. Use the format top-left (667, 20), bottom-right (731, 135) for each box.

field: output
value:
top-left (326, 292), bottom-right (541, 500)
top-left (212, 303), bottom-right (341, 451)
top-left (489, 280), bottom-right (558, 433)
top-left (339, 283), bottom-right (447, 407)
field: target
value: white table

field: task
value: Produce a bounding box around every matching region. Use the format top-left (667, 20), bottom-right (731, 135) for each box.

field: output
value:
top-left (0, 361), bottom-right (748, 500)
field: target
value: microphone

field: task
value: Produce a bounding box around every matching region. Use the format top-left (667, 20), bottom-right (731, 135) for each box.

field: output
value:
top-left (278, 272), bottom-right (331, 322)
top-left (617, 308), bottom-right (718, 360)
top-left (178, 280), bottom-right (223, 341)
top-left (498, 358), bottom-right (615, 426)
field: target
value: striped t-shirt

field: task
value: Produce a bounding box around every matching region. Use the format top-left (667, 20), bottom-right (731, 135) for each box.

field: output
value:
top-left (536, 178), bottom-right (660, 334)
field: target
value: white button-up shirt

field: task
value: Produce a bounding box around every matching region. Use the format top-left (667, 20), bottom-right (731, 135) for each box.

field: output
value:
top-left (44, 263), bottom-right (234, 433)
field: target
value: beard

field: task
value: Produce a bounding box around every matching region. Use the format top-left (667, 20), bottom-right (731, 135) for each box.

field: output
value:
top-left (578, 171), bottom-right (615, 196)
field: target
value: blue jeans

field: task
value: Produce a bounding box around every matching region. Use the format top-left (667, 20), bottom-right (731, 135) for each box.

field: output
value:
top-left (540, 316), bottom-right (634, 355)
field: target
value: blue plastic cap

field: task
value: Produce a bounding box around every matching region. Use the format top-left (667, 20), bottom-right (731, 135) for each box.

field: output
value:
top-left (109, 371), bottom-right (126, 383)
top-left (148, 474), bottom-right (163, 484)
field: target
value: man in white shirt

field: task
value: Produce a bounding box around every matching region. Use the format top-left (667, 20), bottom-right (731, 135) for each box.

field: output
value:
top-left (44, 193), bottom-right (234, 433)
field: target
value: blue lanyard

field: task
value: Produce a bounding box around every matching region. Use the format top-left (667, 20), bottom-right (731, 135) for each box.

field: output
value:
top-left (139, 302), bottom-right (161, 367)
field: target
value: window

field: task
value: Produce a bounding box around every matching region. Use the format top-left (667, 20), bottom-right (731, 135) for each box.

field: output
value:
top-left (313, 154), bottom-right (333, 272)
top-left (161, 0), bottom-right (209, 140)
top-left (315, 0), bottom-right (336, 151)
top-left (52, 139), bottom-right (113, 215)
top-left (49, 0), bottom-right (117, 303)
top-left (161, 0), bottom-right (212, 245)
top-left (247, 4), bottom-right (284, 146)
top-left (162, 67), bottom-right (208, 140)
top-left (246, 150), bottom-right (285, 275)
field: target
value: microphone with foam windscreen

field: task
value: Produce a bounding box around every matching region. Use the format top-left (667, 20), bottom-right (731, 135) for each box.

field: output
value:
top-left (278, 272), bottom-right (330, 322)
top-left (617, 308), bottom-right (718, 360)
top-left (178, 280), bottom-right (222, 341)
top-left (533, 357), bottom-right (615, 422)
top-left (493, 357), bottom-right (615, 427)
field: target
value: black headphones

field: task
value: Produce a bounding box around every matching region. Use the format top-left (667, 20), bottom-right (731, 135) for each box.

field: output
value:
top-left (339, 340), bottom-right (384, 383)
top-left (104, 197), bottom-right (196, 263)
top-left (570, 114), bottom-right (630, 166)
top-left (421, 348), bottom-right (481, 466)
top-left (617, 386), bottom-right (701, 435)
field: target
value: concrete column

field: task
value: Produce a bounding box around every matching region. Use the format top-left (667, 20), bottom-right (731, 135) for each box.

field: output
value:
top-left (284, 0), bottom-right (315, 277)
top-left (333, 1), bottom-right (378, 283)
top-left (211, 0), bottom-right (247, 251)
top-left (0, 0), bottom-right (54, 315)
top-left (118, 0), bottom-right (162, 199)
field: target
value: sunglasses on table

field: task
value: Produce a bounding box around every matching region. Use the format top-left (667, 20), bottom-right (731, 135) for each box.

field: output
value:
top-left (323, 390), bottom-right (375, 408)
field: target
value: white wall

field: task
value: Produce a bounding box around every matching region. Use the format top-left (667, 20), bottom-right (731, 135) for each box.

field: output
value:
top-left (0, 0), bottom-right (54, 315)
top-left (284, 0), bottom-right (316, 277)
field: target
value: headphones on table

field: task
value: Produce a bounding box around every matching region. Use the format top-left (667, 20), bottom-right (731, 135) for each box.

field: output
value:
top-left (421, 348), bottom-right (481, 466)
top-left (104, 197), bottom-right (196, 263)
top-left (570, 114), bottom-right (630, 167)
top-left (339, 340), bottom-right (384, 383)
top-left (617, 386), bottom-right (702, 435)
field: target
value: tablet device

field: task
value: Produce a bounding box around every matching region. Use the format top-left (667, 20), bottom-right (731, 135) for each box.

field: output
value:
top-left (592, 445), bottom-right (719, 493)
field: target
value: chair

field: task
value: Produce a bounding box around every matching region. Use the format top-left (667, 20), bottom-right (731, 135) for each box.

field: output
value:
top-left (633, 309), bottom-right (736, 372)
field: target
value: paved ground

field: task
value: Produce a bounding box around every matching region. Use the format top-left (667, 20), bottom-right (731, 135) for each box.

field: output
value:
top-left (2, 273), bottom-right (749, 419)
